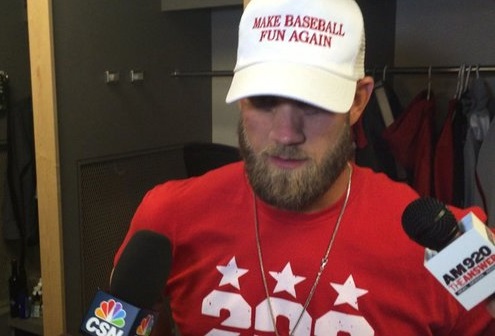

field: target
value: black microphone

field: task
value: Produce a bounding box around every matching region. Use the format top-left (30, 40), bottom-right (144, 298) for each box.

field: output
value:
top-left (401, 197), bottom-right (495, 310)
top-left (401, 197), bottom-right (460, 251)
top-left (81, 230), bottom-right (172, 336)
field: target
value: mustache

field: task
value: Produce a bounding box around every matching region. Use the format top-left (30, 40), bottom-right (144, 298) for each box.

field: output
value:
top-left (260, 145), bottom-right (308, 160)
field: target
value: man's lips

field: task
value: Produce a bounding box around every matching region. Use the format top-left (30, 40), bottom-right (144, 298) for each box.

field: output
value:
top-left (268, 155), bottom-right (307, 169)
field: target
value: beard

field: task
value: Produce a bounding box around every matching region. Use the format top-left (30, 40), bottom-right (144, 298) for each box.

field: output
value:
top-left (238, 119), bottom-right (354, 212)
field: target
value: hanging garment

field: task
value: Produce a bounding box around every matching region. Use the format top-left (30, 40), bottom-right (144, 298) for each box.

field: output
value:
top-left (476, 116), bottom-right (495, 227)
top-left (451, 93), bottom-right (469, 207)
top-left (353, 81), bottom-right (404, 181)
top-left (433, 99), bottom-right (456, 205)
top-left (463, 78), bottom-right (491, 206)
top-left (0, 71), bottom-right (8, 115)
top-left (2, 97), bottom-right (39, 245)
top-left (382, 90), bottom-right (435, 197)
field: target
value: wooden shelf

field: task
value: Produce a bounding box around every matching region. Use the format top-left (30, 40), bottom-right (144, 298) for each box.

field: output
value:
top-left (8, 317), bottom-right (43, 335)
top-left (162, 0), bottom-right (241, 11)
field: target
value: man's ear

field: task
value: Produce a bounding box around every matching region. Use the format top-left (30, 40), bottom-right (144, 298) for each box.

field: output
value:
top-left (349, 76), bottom-right (374, 126)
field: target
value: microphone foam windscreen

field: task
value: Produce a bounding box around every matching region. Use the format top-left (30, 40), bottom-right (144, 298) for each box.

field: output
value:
top-left (401, 197), bottom-right (459, 251)
top-left (110, 230), bottom-right (172, 309)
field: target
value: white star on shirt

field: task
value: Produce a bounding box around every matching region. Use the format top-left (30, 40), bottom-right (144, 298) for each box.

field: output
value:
top-left (269, 262), bottom-right (306, 298)
top-left (216, 256), bottom-right (248, 289)
top-left (330, 275), bottom-right (368, 310)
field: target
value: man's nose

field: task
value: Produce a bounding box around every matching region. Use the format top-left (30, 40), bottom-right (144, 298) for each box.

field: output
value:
top-left (269, 104), bottom-right (306, 145)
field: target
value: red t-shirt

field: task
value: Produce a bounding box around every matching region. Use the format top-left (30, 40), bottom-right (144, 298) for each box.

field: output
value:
top-left (115, 162), bottom-right (495, 335)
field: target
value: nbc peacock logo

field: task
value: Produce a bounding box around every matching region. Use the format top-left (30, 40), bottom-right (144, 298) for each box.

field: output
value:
top-left (136, 314), bottom-right (154, 336)
top-left (94, 299), bottom-right (127, 328)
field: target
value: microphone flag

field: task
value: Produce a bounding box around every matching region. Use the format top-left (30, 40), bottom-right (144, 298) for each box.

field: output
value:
top-left (424, 212), bottom-right (495, 310)
top-left (81, 290), bottom-right (156, 336)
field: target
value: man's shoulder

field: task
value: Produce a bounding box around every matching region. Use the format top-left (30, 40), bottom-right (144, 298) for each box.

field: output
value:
top-left (353, 164), bottom-right (416, 193)
top-left (148, 161), bottom-right (246, 200)
top-left (352, 164), bottom-right (420, 211)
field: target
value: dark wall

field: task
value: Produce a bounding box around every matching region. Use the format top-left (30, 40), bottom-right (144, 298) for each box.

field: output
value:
top-left (51, 1), bottom-right (213, 332)
top-left (0, 1), bottom-right (31, 103)
top-left (0, 0), bottom-right (31, 138)
top-left (357, 0), bottom-right (397, 69)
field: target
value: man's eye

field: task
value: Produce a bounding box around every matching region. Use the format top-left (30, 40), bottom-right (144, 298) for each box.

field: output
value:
top-left (248, 96), bottom-right (277, 110)
top-left (296, 102), bottom-right (321, 115)
top-left (303, 107), bottom-right (320, 115)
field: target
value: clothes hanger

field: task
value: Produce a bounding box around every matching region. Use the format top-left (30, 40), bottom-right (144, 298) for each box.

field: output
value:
top-left (463, 64), bottom-right (472, 94)
top-left (454, 64), bottom-right (465, 100)
top-left (371, 66), bottom-right (379, 87)
top-left (374, 64), bottom-right (394, 127)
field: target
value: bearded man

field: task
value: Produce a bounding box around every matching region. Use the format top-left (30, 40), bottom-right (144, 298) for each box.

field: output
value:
top-left (114, 0), bottom-right (495, 334)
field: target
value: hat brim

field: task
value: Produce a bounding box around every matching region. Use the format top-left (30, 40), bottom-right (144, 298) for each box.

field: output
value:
top-left (226, 62), bottom-right (357, 114)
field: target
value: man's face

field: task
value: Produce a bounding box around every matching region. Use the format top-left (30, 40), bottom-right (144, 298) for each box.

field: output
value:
top-left (238, 96), bottom-right (353, 212)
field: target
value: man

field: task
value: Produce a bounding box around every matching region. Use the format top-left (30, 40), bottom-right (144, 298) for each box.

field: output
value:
top-left (115, 0), bottom-right (495, 334)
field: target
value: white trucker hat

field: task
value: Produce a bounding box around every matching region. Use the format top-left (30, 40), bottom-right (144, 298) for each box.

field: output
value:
top-left (226, 0), bottom-right (365, 113)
